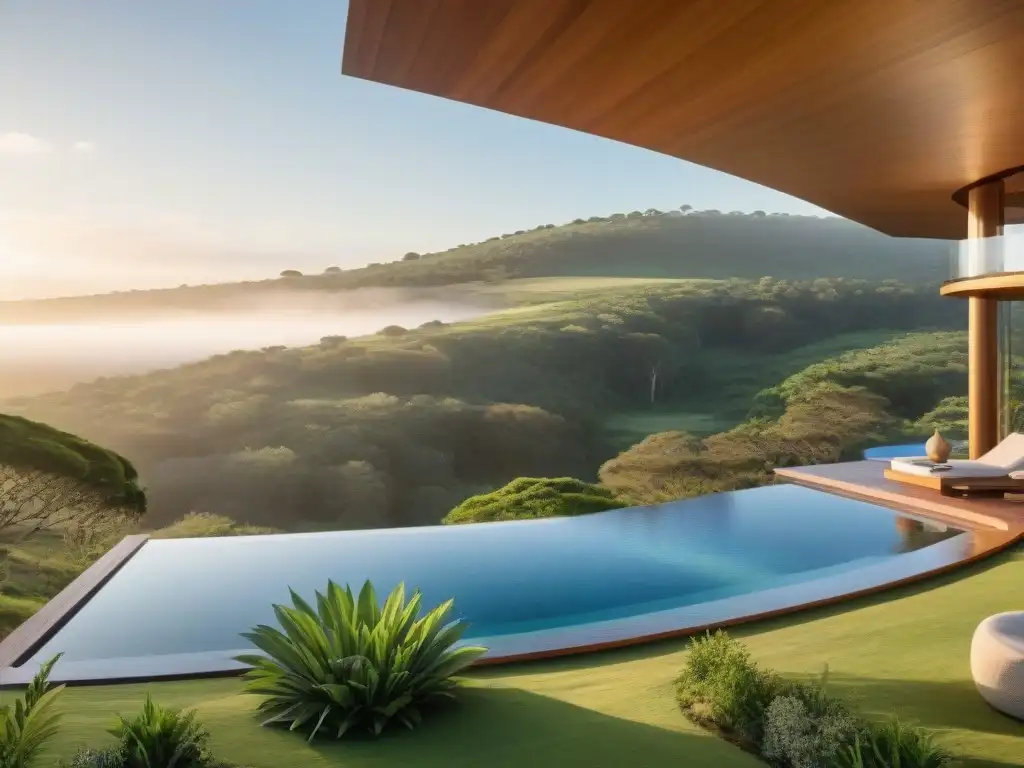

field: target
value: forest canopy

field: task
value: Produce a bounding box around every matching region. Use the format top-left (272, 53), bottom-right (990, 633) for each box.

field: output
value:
top-left (4, 278), bottom-right (968, 531)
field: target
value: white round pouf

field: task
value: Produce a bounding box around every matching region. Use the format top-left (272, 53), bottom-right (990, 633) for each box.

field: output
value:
top-left (970, 611), bottom-right (1024, 720)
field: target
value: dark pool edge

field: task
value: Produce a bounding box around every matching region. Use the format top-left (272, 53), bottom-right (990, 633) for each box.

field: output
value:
top-left (2, 529), bottom-right (1019, 688)
top-left (0, 533), bottom-right (151, 671)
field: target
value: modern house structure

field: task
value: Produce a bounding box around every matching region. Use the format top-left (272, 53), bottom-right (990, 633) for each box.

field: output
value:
top-left (3, 3), bottom-right (1023, 709)
top-left (341, 0), bottom-right (1024, 460)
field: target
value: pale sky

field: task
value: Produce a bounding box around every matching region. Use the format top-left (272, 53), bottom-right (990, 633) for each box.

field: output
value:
top-left (0, 0), bottom-right (829, 300)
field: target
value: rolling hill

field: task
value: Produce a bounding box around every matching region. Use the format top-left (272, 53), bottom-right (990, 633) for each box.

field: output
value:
top-left (0, 211), bottom-right (952, 322)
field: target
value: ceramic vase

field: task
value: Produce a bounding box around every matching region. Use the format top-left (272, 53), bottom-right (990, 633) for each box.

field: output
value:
top-left (925, 429), bottom-right (952, 463)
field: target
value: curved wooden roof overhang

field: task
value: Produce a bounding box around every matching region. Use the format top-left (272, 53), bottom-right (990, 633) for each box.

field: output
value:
top-left (341, 0), bottom-right (1024, 241)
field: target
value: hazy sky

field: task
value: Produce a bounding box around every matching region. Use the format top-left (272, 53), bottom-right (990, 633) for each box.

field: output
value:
top-left (0, 0), bottom-right (829, 300)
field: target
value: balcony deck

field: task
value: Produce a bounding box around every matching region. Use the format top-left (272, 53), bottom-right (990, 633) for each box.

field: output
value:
top-left (775, 461), bottom-right (1024, 543)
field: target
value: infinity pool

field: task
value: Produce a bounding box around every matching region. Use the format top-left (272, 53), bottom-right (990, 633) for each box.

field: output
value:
top-left (10, 485), bottom-right (968, 683)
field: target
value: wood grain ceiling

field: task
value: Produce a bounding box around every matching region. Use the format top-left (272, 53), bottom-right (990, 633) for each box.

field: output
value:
top-left (342, 0), bottom-right (1024, 241)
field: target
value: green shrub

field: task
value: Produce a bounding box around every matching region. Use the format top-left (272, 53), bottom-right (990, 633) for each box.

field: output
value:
top-left (762, 687), bottom-right (858, 768)
top-left (0, 654), bottom-right (65, 768)
top-left (152, 512), bottom-right (279, 539)
top-left (838, 719), bottom-right (956, 768)
top-left (442, 477), bottom-right (622, 524)
top-left (59, 748), bottom-right (125, 768)
top-left (235, 580), bottom-right (487, 739)
top-left (109, 696), bottom-right (209, 768)
top-left (675, 631), bottom-right (782, 746)
top-left (677, 634), bottom-right (957, 768)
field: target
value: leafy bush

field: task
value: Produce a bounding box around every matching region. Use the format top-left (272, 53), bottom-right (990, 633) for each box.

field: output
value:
top-left (109, 696), bottom-right (209, 768)
top-left (442, 477), bottom-right (623, 524)
top-left (59, 748), bottom-right (125, 768)
top-left (677, 633), bottom-right (957, 768)
top-left (152, 512), bottom-right (279, 539)
top-left (838, 719), bottom-right (956, 768)
top-left (236, 580), bottom-right (487, 739)
top-left (762, 688), bottom-right (858, 768)
top-left (0, 654), bottom-right (65, 768)
top-left (675, 631), bottom-right (782, 747)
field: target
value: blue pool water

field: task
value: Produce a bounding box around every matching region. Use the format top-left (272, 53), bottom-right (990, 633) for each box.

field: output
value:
top-left (863, 443), bottom-right (926, 460)
top-left (26, 485), bottom-right (959, 665)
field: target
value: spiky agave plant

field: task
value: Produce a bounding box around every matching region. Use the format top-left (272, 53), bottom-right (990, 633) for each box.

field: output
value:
top-left (235, 580), bottom-right (487, 740)
top-left (0, 653), bottom-right (65, 768)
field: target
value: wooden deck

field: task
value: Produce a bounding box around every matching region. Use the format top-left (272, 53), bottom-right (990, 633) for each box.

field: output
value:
top-left (775, 461), bottom-right (1024, 542)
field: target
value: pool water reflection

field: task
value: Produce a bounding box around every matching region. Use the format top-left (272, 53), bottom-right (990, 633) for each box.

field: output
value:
top-left (23, 485), bottom-right (962, 671)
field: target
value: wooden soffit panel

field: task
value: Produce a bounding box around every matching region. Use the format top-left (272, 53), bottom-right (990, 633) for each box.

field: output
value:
top-left (342, 0), bottom-right (1024, 240)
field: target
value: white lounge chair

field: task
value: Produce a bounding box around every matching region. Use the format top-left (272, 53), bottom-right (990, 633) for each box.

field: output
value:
top-left (890, 432), bottom-right (1024, 479)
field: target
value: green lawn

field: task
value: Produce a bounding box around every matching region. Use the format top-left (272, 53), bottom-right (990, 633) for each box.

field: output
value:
top-left (40, 546), bottom-right (1022, 767)
top-left (0, 529), bottom-right (82, 639)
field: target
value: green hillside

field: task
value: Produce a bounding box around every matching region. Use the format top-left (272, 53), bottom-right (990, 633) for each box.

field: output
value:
top-left (0, 273), bottom-right (991, 642)
top-left (0, 211), bottom-right (950, 321)
top-left (4, 277), bottom-right (963, 531)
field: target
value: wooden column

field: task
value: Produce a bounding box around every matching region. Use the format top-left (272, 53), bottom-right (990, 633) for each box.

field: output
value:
top-left (966, 181), bottom-right (1004, 459)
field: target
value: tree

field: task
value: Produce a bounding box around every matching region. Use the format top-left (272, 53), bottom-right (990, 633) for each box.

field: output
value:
top-left (0, 465), bottom-right (145, 537)
top-left (752, 210), bottom-right (767, 217)
top-left (402, 252), bottom-right (420, 261)
top-left (378, 325), bottom-right (408, 337)
top-left (680, 204), bottom-right (693, 213)
top-left (442, 477), bottom-right (623, 524)
top-left (0, 414), bottom-right (146, 541)
top-left (627, 210), bottom-right (644, 218)
top-left (279, 269), bottom-right (303, 278)
top-left (324, 266), bottom-right (342, 273)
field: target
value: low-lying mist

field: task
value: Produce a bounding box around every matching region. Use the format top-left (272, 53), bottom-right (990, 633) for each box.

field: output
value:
top-left (0, 292), bottom-right (493, 398)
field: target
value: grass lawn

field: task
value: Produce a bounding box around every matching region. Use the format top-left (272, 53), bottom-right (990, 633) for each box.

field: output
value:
top-left (0, 529), bottom-right (83, 639)
top-left (40, 546), bottom-right (1022, 767)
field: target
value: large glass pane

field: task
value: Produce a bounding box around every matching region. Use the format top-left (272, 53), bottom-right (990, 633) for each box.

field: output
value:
top-left (952, 171), bottom-right (1024, 279)
top-left (999, 301), bottom-right (1013, 439)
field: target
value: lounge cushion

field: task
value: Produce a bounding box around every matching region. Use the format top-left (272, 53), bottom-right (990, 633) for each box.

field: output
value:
top-left (970, 611), bottom-right (1024, 720)
top-left (889, 458), bottom-right (1009, 479)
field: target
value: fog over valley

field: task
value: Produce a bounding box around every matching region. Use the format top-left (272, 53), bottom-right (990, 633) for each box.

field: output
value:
top-left (0, 292), bottom-right (494, 398)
